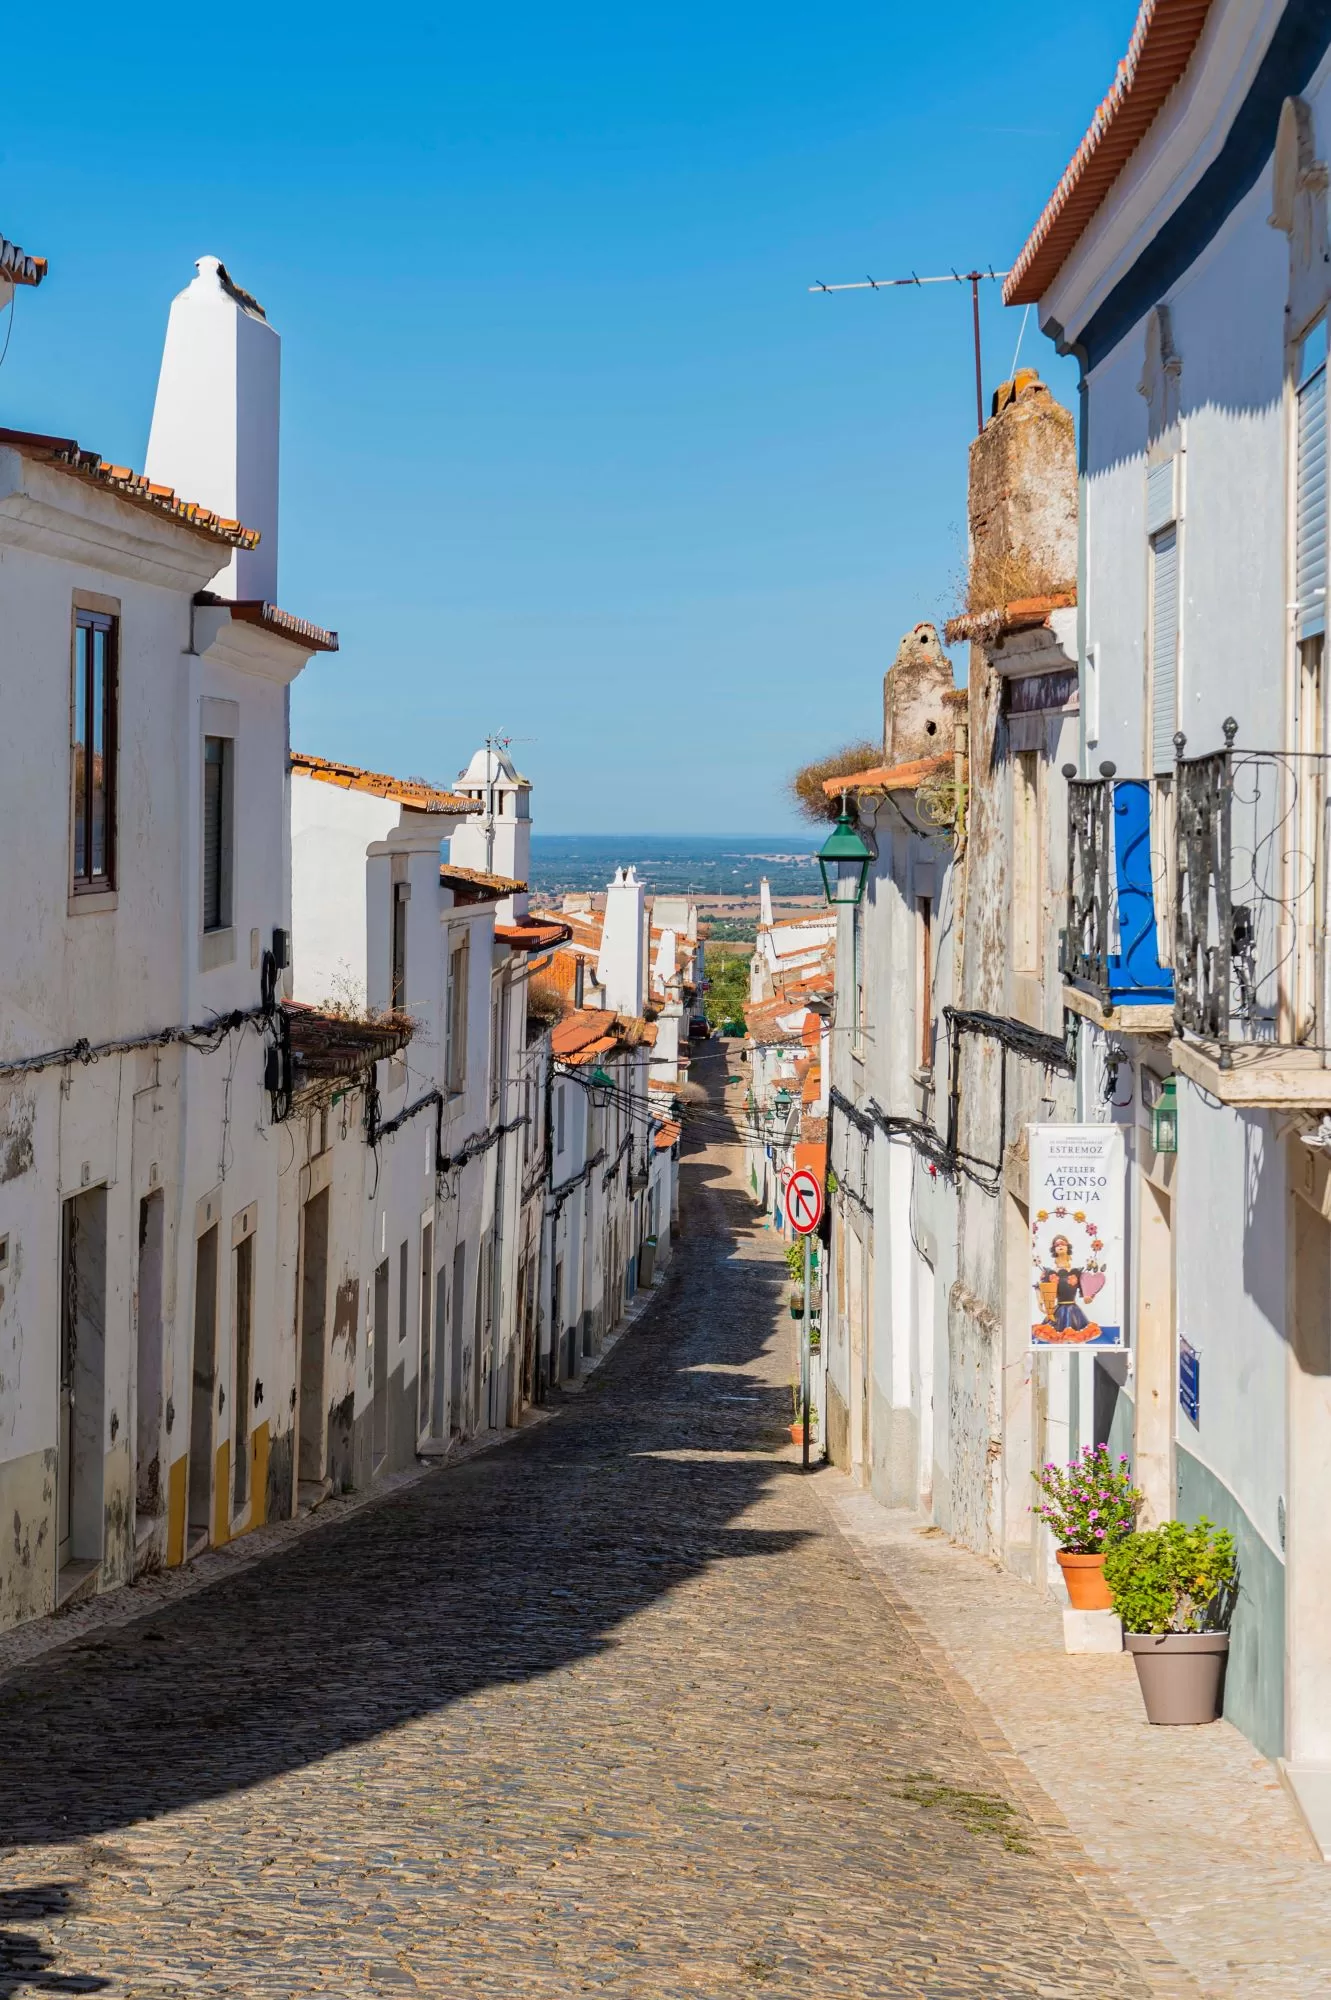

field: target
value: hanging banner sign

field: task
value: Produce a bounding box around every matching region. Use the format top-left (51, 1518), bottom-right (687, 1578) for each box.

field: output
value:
top-left (1028, 1124), bottom-right (1125, 1350)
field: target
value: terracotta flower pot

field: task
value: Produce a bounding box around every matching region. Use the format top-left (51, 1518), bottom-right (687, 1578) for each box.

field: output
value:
top-left (1125, 1632), bottom-right (1229, 1725)
top-left (789, 1423), bottom-right (806, 1445)
top-left (1056, 1549), bottom-right (1114, 1611)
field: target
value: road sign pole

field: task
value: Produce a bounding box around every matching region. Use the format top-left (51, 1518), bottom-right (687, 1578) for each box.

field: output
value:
top-left (801, 1233), bottom-right (811, 1473)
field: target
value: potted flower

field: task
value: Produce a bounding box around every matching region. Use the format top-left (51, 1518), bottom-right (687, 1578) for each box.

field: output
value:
top-left (1103, 1519), bottom-right (1237, 1725)
top-left (1031, 1444), bottom-right (1142, 1610)
top-left (789, 1380), bottom-right (810, 1445)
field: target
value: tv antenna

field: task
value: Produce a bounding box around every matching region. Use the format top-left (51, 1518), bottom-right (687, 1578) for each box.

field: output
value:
top-left (809, 268), bottom-right (1010, 437)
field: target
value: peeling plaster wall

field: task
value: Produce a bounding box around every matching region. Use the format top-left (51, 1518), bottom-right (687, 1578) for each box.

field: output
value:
top-left (946, 377), bottom-right (1080, 1563)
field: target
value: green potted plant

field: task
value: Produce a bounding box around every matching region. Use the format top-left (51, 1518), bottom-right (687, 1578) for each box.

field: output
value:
top-left (1031, 1444), bottom-right (1142, 1610)
top-left (1103, 1519), bottom-right (1237, 1725)
top-left (788, 1379), bottom-right (806, 1446)
top-left (784, 1241), bottom-right (807, 1320)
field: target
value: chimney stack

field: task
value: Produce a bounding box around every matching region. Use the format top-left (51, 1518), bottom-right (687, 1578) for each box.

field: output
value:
top-left (597, 867), bottom-right (647, 1017)
top-left (145, 256), bottom-right (280, 602)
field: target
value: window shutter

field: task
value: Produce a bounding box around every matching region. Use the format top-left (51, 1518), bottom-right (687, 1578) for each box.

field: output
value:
top-left (1146, 456), bottom-right (1177, 535)
top-left (1151, 525), bottom-right (1179, 774)
top-left (203, 740), bottom-right (223, 930)
top-left (1298, 357), bottom-right (1327, 640)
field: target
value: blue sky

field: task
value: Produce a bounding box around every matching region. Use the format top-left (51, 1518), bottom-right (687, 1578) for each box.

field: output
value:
top-left (0, 1), bottom-right (1134, 833)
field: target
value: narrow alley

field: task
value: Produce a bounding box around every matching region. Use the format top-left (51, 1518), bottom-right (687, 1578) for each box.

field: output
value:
top-left (1, 1044), bottom-right (1160, 1999)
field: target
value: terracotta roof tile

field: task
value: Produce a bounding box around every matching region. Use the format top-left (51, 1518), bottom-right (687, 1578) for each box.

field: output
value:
top-left (821, 752), bottom-right (953, 797)
top-left (944, 590), bottom-right (1076, 646)
top-left (285, 1004), bottom-right (414, 1088)
top-left (552, 1007), bottom-right (656, 1062)
top-left (0, 427), bottom-right (258, 546)
top-left (439, 862), bottom-right (526, 900)
top-left (653, 1120), bottom-right (682, 1151)
top-left (196, 592), bottom-right (338, 652)
top-left (1004, 0), bottom-right (1215, 306)
top-left (0, 235), bottom-right (46, 288)
top-left (497, 918), bottom-right (573, 952)
top-left (290, 752), bottom-right (474, 815)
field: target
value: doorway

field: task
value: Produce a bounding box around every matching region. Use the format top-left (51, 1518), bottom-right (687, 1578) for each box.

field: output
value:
top-left (915, 1251), bottom-right (936, 1513)
top-left (298, 1188), bottom-right (329, 1487)
top-left (1288, 1179), bottom-right (1331, 1766)
top-left (189, 1223), bottom-right (218, 1549)
top-left (1135, 1171), bottom-right (1175, 1526)
top-left (450, 1241), bottom-right (466, 1434)
top-left (418, 1219), bottom-right (434, 1439)
top-left (847, 1221), bottom-right (867, 1483)
top-left (135, 1191), bottom-right (165, 1521)
top-left (58, 1186), bottom-right (108, 1586)
top-left (231, 1230), bottom-right (254, 1511)
top-left (372, 1257), bottom-right (389, 1466)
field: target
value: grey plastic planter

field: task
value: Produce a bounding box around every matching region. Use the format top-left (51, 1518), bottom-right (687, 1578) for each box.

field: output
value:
top-left (1125, 1632), bottom-right (1229, 1725)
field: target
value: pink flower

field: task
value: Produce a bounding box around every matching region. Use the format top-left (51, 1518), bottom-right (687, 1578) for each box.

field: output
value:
top-left (1094, 1526), bottom-right (1106, 1539)
top-left (1088, 1509), bottom-right (1100, 1522)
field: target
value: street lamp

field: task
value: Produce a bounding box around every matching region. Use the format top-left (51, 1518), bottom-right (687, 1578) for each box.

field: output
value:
top-left (589, 1063), bottom-right (615, 1110)
top-left (1151, 1076), bottom-right (1178, 1155)
top-left (817, 796), bottom-right (874, 907)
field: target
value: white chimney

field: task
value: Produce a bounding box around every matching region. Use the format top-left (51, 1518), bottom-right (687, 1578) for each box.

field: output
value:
top-left (597, 867), bottom-right (646, 1017)
top-left (449, 743), bottom-right (533, 921)
top-left (759, 877), bottom-right (774, 928)
top-left (145, 256), bottom-right (280, 602)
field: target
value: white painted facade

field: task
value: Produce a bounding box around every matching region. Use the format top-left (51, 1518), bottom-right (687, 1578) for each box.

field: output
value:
top-left (0, 423), bottom-right (323, 1624)
top-left (1019, 0), bottom-right (1331, 1769)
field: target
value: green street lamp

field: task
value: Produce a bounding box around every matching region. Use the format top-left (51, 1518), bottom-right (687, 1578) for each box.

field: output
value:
top-left (818, 797), bottom-right (874, 908)
top-left (1151, 1076), bottom-right (1178, 1155)
top-left (589, 1063), bottom-right (615, 1110)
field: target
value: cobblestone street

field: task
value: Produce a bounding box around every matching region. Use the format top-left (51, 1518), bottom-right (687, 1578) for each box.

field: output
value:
top-left (2, 1045), bottom-right (1174, 1998)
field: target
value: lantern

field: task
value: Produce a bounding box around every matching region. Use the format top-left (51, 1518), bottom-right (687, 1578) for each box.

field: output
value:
top-left (1151, 1076), bottom-right (1178, 1155)
top-left (818, 801), bottom-right (874, 907)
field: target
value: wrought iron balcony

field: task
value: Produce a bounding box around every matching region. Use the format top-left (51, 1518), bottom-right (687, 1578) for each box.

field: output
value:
top-left (1060, 766), bottom-right (1173, 1011)
top-left (1174, 719), bottom-right (1325, 1056)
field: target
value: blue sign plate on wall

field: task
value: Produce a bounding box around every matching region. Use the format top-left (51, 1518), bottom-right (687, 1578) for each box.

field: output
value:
top-left (1179, 1337), bottom-right (1200, 1426)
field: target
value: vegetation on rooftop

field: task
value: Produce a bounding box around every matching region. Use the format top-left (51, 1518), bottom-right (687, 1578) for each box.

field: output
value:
top-left (526, 977), bottom-right (568, 1038)
top-left (789, 740), bottom-right (881, 824)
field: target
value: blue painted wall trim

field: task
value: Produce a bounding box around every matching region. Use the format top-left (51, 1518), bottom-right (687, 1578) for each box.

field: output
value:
top-left (1080, 1), bottom-right (1331, 371)
top-left (1177, 1446), bottom-right (1286, 1759)
top-left (1108, 781), bottom-right (1174, 1004)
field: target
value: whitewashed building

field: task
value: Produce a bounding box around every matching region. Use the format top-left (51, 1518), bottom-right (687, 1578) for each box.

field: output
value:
top-left (1008, 0), bottom-right (1331, 1791)
top-left (820, 625), bottom-right (962, 1506)
top-left (0, 253), bottom-right (339, 1623)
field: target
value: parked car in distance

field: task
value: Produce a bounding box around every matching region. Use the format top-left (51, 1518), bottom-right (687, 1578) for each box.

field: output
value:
top-left (689, 1015), bottom-right (710, 1040)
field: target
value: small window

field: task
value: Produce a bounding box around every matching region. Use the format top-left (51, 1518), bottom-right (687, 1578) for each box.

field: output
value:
top-left (203, 736), bottom-right (234, 933)
top-left (918, 896), bottom-right (934, 1070)
top-left (447, 934), bottom-right (469, 1093)
top-left (72, 612), bottom-right (118, 892)
top-left (1297, 317), bottom-right (1327, 642)
top-left (398, 1238), bottom-right (409, 1346)
top-left (1013, 749), bottom-right (1041, 971)
top-left (1149, 528), bottom-right (1180, 774)
top-left (391, 883), bottom-right (409, 1012)
top-left (556, 1084), bottom-right (566, 1154)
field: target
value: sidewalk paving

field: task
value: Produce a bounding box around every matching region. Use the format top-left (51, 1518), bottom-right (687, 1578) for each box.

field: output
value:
top-left (815, 1469), bottom-right (1331, 2000)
